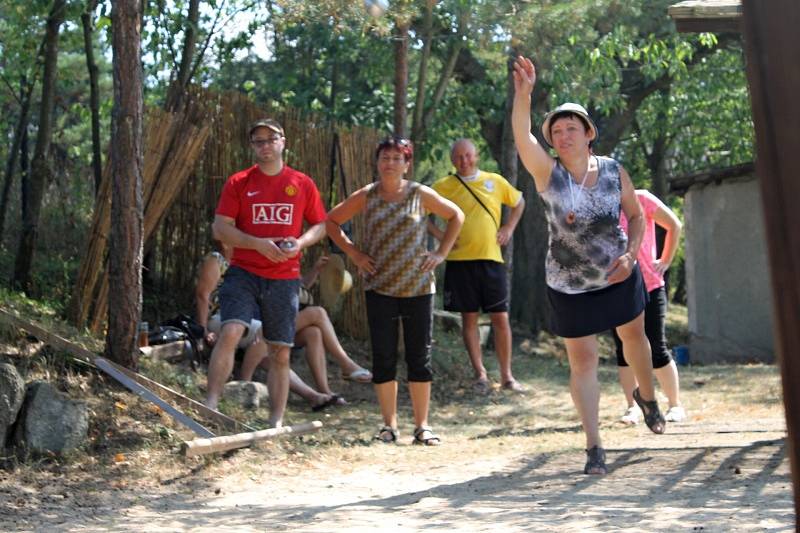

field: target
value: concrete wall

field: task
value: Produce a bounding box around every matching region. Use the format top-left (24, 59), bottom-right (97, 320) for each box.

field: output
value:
top-left (684, 175), bottom-right (775, 363)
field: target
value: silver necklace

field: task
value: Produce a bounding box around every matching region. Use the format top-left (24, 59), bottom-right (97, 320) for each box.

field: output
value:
top-left (565, 156), bottom-right (593, 225)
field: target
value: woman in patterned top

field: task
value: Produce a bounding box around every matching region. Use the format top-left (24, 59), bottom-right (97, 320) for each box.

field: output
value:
top-left (512, 56), bottom-right (665, 475)
top-left (326, 136), bottom-right (464, 446)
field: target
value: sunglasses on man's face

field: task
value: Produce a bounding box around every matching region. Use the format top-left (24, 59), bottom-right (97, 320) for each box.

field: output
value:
top-left (250, 136), bottom-right (283, 147)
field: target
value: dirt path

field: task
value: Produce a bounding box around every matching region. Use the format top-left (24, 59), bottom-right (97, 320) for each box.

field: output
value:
top-left (3, 415), bottom-right (791, 532)
top-left (0, 332), bottom-right (793, 533)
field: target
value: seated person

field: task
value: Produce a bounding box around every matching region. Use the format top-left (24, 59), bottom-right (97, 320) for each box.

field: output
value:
top-left (196, 244), bottom-right (370, 411)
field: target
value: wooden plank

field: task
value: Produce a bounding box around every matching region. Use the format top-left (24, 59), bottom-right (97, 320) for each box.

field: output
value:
top-left (0, 307), bottom-right (97, 363)
top-left (95, 357), bottom-right (215, 438)
top-left (668, 0), bottom-right (742, 19)
top-left (181, 421), bottom-right (323, 457)
top-left (668, 162), bottom-right (754, 195)
top-left (674, 17), bottom-right (742, 33)
top-left (669, 0), bottom-right (742, 33)
top-left (741, 0), bottom-right (800, 518)
top-left (139, 341), bottom-right (187, 363)
top-left (105, 359), bottom-right (255, 433)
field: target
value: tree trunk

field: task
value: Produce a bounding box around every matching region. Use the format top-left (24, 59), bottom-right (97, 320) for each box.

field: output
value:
top-left (13, 0), bottom-right (67, 293)
top-left (0, 76), bottom-right (35, 238)
top-left (81, 0), bottom-right (103, 197)
top-left (454, 46), bottom-right (551, 335)
top-left (508, 77), bottom-right (551, 336)
top-left (411, 0), bottom-right (434, 143)
top-left (393, 20), bottom-right (410, 137)
top-left (20, 111), bottom-right (30, 223)
top-left (165, 0), bottom-right (200, 111)
top-left (105, 0), bottom-right (144, 369)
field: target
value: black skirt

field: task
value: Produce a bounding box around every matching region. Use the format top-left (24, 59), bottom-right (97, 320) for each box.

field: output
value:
top-left (547, 264), bottom-right (648, 338)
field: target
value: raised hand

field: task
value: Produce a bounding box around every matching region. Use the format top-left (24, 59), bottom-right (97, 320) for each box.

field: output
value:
top-left (512, 55), bottom-right (537, 96)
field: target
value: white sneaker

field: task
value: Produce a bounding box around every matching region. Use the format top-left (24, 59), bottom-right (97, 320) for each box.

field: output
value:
top-left (665, 406), bottom-right (687, 422)
top-left (620, 406), bottom-right (642, 425)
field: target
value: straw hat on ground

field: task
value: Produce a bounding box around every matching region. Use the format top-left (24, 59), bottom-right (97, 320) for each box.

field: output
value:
top-left (319, 254), bottom-right (353, 310)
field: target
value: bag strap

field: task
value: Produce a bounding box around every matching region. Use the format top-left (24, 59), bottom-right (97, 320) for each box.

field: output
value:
top-left (452, 173), bottom-right (498, 229)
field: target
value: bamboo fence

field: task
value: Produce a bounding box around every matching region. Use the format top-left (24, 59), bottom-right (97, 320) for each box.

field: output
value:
top-left (72, 86), bottom-right (381, 339)
top-left (69, 89), bottom-right (212, 332)
top-left (155, 89), bottom-right (380, 338)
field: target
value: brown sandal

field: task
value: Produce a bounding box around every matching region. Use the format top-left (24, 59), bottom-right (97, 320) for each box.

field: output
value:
top-left (633, 387), bottom-right (666, 434)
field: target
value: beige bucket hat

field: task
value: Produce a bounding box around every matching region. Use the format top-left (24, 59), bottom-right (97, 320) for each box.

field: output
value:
top-left (319, 254), bottom-right (353, 310)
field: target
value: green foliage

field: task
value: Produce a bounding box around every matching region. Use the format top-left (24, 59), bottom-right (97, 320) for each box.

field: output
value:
top-left (0, 0), bottom-right (755, 325)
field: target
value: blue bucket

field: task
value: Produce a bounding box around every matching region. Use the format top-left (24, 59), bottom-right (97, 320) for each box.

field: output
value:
top-left (673, 345), bottom-right (690, 366)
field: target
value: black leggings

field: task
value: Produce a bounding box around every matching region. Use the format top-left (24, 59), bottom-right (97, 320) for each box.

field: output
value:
top-left (365, 291), bottom-right (434, 383)
top-left (613, 286), bottom-right (673, 369)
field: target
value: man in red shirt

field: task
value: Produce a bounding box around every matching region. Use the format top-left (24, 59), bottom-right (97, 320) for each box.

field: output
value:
top-left (207, 118), bottom-right (327, 428)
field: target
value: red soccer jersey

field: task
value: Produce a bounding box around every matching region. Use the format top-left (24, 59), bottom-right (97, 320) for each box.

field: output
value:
top-left (215, 165), bottom-right (327, 279)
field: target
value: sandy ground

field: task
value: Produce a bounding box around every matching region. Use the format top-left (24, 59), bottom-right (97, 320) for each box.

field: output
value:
top-left (1, 415), bottom-right (791, 532)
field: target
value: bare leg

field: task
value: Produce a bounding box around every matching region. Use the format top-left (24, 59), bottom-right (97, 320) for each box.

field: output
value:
top-left (490, 312), bottom-right (515, 384)
top-left (564, 335), bottom-right (602, 449)
top-left (461, 312), bottom-right (487, 381)
top-left (408, 381), bottom-right (431, 429)
top-left (374, 380), bottom-right (398, 429)
top-left (296, 306), bottom-right (363, 375)
top-left (296, 326), bottom-right (333, 395)
top-left (239, 341), bottom-right (329, 407)
top-left (654, 361), bottom-right (681, 408)
top-left (205, 323), bottom-right (245, 409)
top-left (615, 313), bottom-right (656, 401)
top-left (239, 340), bottom-right (268, 382)
top-left (617, 366), bottom-right (637, 408)
top-left (266, 344), bottom-right (290, 428)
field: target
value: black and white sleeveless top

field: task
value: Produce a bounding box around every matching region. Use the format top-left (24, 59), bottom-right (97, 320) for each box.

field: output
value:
top-left (539, 156), bottom-right (628, 294)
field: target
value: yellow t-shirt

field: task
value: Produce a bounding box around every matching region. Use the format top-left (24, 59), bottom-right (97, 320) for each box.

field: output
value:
top-left (432, 171), bottom-right (522, 262)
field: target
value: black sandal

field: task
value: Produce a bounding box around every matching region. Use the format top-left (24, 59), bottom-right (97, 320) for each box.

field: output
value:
top-left (374, 425), bottom-right (398, 443)
top-left (311, 394), bottom-right (345, 412)
top-left (412, 426), bottom-right (441, 446)
top-left (633, 387), bottom-right (666, 434)
top-left (584, 445), bottom-right (607, 475)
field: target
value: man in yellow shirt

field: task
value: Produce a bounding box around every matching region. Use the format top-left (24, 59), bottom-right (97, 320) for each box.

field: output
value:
top-left (430, 139), bottom-right (526, 393)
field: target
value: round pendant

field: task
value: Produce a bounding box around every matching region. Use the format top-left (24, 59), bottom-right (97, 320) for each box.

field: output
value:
top-left (565, 211), bottom-right (576, 225)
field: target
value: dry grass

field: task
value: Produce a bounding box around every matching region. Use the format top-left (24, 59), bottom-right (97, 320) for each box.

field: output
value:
top-left (0, 303), bottom-right (784, 498)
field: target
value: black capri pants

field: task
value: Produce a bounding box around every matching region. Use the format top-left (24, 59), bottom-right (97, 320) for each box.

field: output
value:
top-left (613, 286), bottom-right (673, 369)
top-left (365, 290), bottom-right (434, 384)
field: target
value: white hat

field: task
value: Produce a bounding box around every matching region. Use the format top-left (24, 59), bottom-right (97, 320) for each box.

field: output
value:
top-left (319, 254), bottom-right (353, 310)
top-left (541, 102), bottom-right (598, 148)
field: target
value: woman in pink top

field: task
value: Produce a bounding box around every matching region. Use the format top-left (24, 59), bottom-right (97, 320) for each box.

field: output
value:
top-left (612, 190), bottom-right (686, 423)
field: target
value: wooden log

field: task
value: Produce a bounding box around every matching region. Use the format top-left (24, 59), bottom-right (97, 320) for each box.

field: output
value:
top-left (181, 421), bottom-right (323, 457)
top-left (741, 0), bottom-right (800, 517)
top-left (0, 307), bottom-right (98, 363)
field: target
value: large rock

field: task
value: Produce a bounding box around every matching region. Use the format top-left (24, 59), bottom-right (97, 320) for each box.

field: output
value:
top-left (14, 381), bottom-right (89, 455)
top-left (224, 381), bottom-right (269, 409)
top-left (0, 363), bottom-right (25, 447)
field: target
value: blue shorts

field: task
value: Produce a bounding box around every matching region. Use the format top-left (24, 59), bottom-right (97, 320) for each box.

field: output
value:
top-left (218, 266), bottom-right (300, 346)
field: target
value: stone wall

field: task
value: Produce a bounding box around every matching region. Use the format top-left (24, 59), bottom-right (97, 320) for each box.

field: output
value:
top-left (684, 175), bottom-right (775, 363)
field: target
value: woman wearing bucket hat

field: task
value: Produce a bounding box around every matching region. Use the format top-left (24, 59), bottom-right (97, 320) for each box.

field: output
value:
top-left (511, 56), bottom-right (665, 475)
top-left (326, 136), bottom-right (464, 446)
